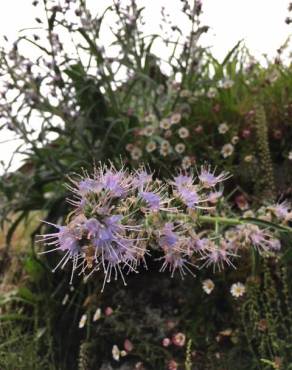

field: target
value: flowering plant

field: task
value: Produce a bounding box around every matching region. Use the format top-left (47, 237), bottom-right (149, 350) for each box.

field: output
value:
top-left (38, 163), bottom-right (291, 291)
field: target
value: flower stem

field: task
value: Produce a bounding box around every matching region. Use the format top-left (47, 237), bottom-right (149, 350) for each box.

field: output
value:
top-left (198, 215), bottom-right (245, 227)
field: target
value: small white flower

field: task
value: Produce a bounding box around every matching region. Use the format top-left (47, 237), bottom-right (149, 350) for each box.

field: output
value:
top-left (93, 308), bottom-right (101, 322)
top-left (78, 314), bottom-right (87, 329)
top-left (231, 136), bottom-right (239, 145)
top-left (230, 282), bottom-right (246, 298)
top-left (131, 147), bottom-right (142, 160)
top-left (244, 155), bottom-right (254, 162)
top-left (144, 113), bottom-right (156, 123)
top-left (125, 143), bottom-right (134, 152)
top-left (112, 345), bottom-right (120, 361)
top-left (160, 118), bottom-right (171, 130)
top-left (206, 87), bottom-right (217, 98)
top-left (178, 127), bottom-right (189, 139)
top-left (146, 141), bottom-right (157, 153)
top-left (221, 143), bottom-right (234, 158)
top-left (243, 210), bottom-right (255, 218)
top-left (202, 279), bottom-right (215, 294)
top-left (288, 151), bottom-right (292, 160)
top-left (161, 140), bottom-right (170, 149)
top-left (218, 78), bottom-right (234, 89)
top-left (175, 143), bottom-right (186, 154)
top-left (218, 123), bottom-right (229, 134)
top-left (142, 125), bottom-right (155, 137)
top-left (170, 112), bottom-right (182, 125)
top-left (182, 156), bottom-right (192, 169)
top-left (160, 146), bottom-right (171, 157)
top-left (164, 129), bottom-right (172, 138)
top-left (120, 350), bottom-right (127, 357)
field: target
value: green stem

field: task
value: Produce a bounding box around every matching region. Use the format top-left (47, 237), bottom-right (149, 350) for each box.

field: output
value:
top-left (198, 215), bottom-right (245, 227)
top-left (199, 215), bottom-right (292, 233)
top-left (156, 213), bottom-right (292, 233)
top-left (251, 248), bottom-right (257, 276)
top-left (215, 219), bottom-right (219, 234)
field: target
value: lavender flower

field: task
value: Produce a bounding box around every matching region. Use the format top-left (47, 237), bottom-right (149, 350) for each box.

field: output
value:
top-left (199, 239), bottom-right (237, 272)
top-left (139, 191), bottom-right (161, 211)
top-left (159, 223), bottom-right (178, 248)
top-left (172, 174), bottom-right (202, 209)
top-left (136, 169), bottom-right (173, 213)
top-left (78, 178), bottom-right (101, 196)
top-left (207, 189), bottom-right (223, 203)
top-left (198, 165), bottom-right (230, 188)
top-left (269, 200), bottom-right (291, 221)
top-left (236, 224), bottom-right (281, 253)
top-left (37, 164), bottom-right (285, 290)
top-left (159, 250), bottom-right (196, 278)
top-left (101, 169), bottom-right (131, 197)
top-left (158, 223), bottom-right (196, 277)
top-left (133, 169), bottom-right (153, 189)
top-left (37, 215), bottom-right (86, 283)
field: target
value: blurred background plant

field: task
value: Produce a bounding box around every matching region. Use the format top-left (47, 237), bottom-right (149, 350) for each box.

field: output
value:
top-left (0, 0), bottom-right (291, 369)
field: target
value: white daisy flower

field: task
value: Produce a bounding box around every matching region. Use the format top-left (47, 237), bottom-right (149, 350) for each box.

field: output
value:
top-left (160, 118), bottom-right (171, 130)
top-left (125, 143), bottom-right (134, 152)
top-left (221, 143), bottom-right (234, 158)
top-left (131, 147), bottom-right (142, 160)
top-left (144, 113), bottom-right (156, 123)
top-left (206, 87), bottom-right (217, 98)
top-left (178, 127), bottom-right (190, 139)
top-left (244, 155), bottom-right (254, 162)
top-left (170, 112), bottom-right (182, 125)
top-left (230, 282), bottom-right (246, 298)
top-left (142, 125), bottom-right (155, 137)
top-left (202, 279), bottom-right (215, 294)
top-left (160, 146), bottom-right (170, 157)
top-left (242, 210), bottom-right (255, 218)
top-left (146, 141), bottom-right (157, 153)
top-left (218, 78), bottom-right (234, 89)
top-left (164, 129), bottom-right (172, 138)
top-left (112, 345), bottom-right (120, 361)
top-left (161, 140), bottom-right (170, 149)
top-left (231, 136), bottom-right (239, 145)
top-left (175, 143), bottom-right (186, 154)
top-left (182, 156), bottom-right (192, 169)
top-left (218, 123), bottom-right (229, 134)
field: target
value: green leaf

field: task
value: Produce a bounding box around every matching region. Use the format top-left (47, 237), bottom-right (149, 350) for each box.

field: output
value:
top-left (0, 313), bottom-right (33, 322)
top-left (242, 217), bottom-right (292, 233)
top-left (24, 256), bottom-right (45, 281)
top-left (17, 287), bottom-right (39, 304)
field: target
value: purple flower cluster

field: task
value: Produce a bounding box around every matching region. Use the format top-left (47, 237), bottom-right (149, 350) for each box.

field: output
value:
top-left (171, 166), bottom-right (229, 209)
top-left (198, 165), bottom-right (231, 188)
top-left (158, 223), bottom-right (196, 278)
top-left (37, 164), bottom-right (285, 291)
top-left (235, 224), bottom-right (282, 253)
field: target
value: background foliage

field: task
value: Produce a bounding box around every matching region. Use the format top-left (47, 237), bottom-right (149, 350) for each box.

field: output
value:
top-left (0, 0), bottom-right (292, 369)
